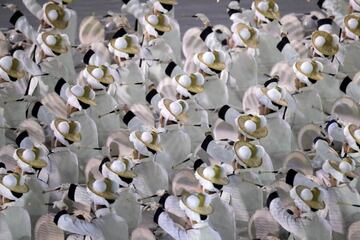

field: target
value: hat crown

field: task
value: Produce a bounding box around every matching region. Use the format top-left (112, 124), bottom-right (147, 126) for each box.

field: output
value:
top-left (92, 67), bottom-right (105, 79)
top-left (240, 28), bottom-right (251, 40)
top-left (71, 85), bottom-right (85, 97)
top-left (111, 160), bottom-right (127, 173)
top-left (203, 52), bottom-right (215, 65)
top-left (314, 36), bottom-right (326, 47)
top-left (141, 132), bottom-right (153, 144)
top-left (238, 145), bottom-right (252, 160)
top-left (148, 15), bottom-right (159, 25)
top-left (169, 101), bottom-right (183, 116)
top-left (300, 61), bottom-right (314, 74)
top-left (48, 9), bottom-right (59, 21)
top-left (244, 120), bottom-right (257, 132)
top-left (0, 56), bottom-right (13, 71)
top-left (3, 174), bottom-right (17, 189)
top-left (58, 121), bottom-right (70, 134)
top-left (186, 195), bottom-right (200, 208)
top-left (339, 160), bottom-right (352, 173)
top-left (93, 179), bottom-right (107, 193)
top-left (300, 188), bottom-right (313, 201)
top-left (45, 35), bottom-right (57, 46)
top-left (23, 149), bottom-right (36, 161)
top-left (267, 88), bottom-right (281, 102)
top-left (348, 18), bottom-right (359, 29)
top-left (115, 37), bottom-right (128, 49)
top-left (179, 75), bottom-right (192, 87)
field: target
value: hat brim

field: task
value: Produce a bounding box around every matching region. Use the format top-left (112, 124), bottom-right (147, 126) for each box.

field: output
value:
top-left (41, 32), bottom-right (68, 54)
top-left (0, 174), bottom-right (29, 193)
top-left (87, 177), bottom-right (117, 200)
top-left (4, 58), bottom-right (25, 79)
top-left (175, 74), bottom-right (204, 94)
top-left (110, 38), bottom-right (139, 55)
top-left (159, 0), bottom-right (178, 4)
top-left (234, 141), bottom-right (263, 168)
top-left (295, 185), bottom-right (325, 210)
top-left (198, 52), bottom-right (226, 71)
top-left (145, 14), bottom-right (172, 32)
top-left (15, 148), bottom-right (48, 169)
top-left (181, 194), bottom-right (213, 215)
top-left (197, 167), bottom-right (229, 185)
top-left (294, 61), bottom-right (324, 81)
top-left (105, 162), bottom-right (136, 179)
top-left (344, 15), bottom-right (360, 37)
top-left (237, 23), bottom-right (258, 48)
top-left (44, 3), bottom-right (69, 29)
top-left (70, 86), bottom-right (96, 106)
top-left (86, 65), bottom-right (114, 85)
top-left (135, 131), bottom-right (162, 152)
top-left (237, 115), bottom-right (268, 139)
top-left (254, 0), bottom-right (280, 20)
top-left (261, 87), bottom-right (288, 107)
top-left (163, 98), bottom-right (188, 123)
top-left (349, 124), bottom-right (360, 145)
top-left (311, 31), bottom-right (339, 56)
top-left (54, 118), bottom-right (81, 142)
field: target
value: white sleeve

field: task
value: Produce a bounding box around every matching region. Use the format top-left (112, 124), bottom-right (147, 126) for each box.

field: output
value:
top-left (56, 212), bottom-right (104, 239)
top-left (200, 26), bottom-right (225, 51)
top-left (163, 195), bottom-right (186, 219)
top-left (157, 211), bottom-right (188, 240)
top-left (123, 111), bottom-right (146, 132)
top-left (22, 0), bottom-right (43, 20)
top-left (286, 169), bottom-right (321, 189)
top-left (201, 135), bottom-right (235, 164)
top-left (276, 36), bottom-right (299, 66)
top-left (121, 0), bottom-right (149, 21)
top-left (269, 197), bottom-right (307, 235)
top-left (10, 11), bottom-right (37, 43)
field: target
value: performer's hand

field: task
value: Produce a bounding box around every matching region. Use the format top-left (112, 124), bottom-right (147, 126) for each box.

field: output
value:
top-left (52, 200), bottom-right (68, 210)
top-left (60, 183), bottom-right (71, 191)
top-left (1, 4), bottom-right (17, 13)
top-left (155, 189), bottom-right (167, 197)
top-left (143, 202), bottom-right (160, 211)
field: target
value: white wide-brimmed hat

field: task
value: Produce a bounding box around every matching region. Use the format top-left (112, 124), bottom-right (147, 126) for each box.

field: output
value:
top-left (14, 146), bottom-right (48, 172)
top-left (194, 50), bottom-right (226, 75)
top-left (251, 0), bottom-right (280, 23)
top-left (108, 28), bottom-right (140, 59)
top-left (158, 98), bottom-right (188, 123)
top-left (82, 64), bottom-right (115, 89)
top-left (50, 118), bottom-right (81, 146)
top-left (311, 30), bottom-right (339, 57)
top-left (0, 173), bottom-right (29, 201)
top-left (234, 141), bottom-right (265, 168)
top-left (43, 2), bottom-right (70, 29)
top-left (66, 84), bottom-right (96, 111)
top-left (0, 55), bottom-right (25, 83)
top-left (37, 32), bottom-right (70, 57)
top-left (236, 114), bottom-right (268, 139)
top-left (195, 164), bottom-right (229, 191)
top-left (344, 14), bottom-right (360, 40)
top-left (129, 129), bottom-right (162, 156)
top-left (322, 158), bottom-right (357, 183)
top-left (344, 124), bottom-right (360, 151)
top-left (292, 59), bottom-right (324, 86)
top-left (289, 185), bottom-right (326, 212)
top-left (143, 13), bottom-right (172, 37)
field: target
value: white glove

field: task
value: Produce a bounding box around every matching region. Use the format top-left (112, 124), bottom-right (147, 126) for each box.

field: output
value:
top-left (261, 185), bottom-right (273, 192)
top-left (155, 189), bottom-right (166, 197)
top-left (52, 200), bottom-right (68, 210)
top-left (143, 202), bottom-right (160, 211)
top-left (60, 183), bottom-right (71, 191)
